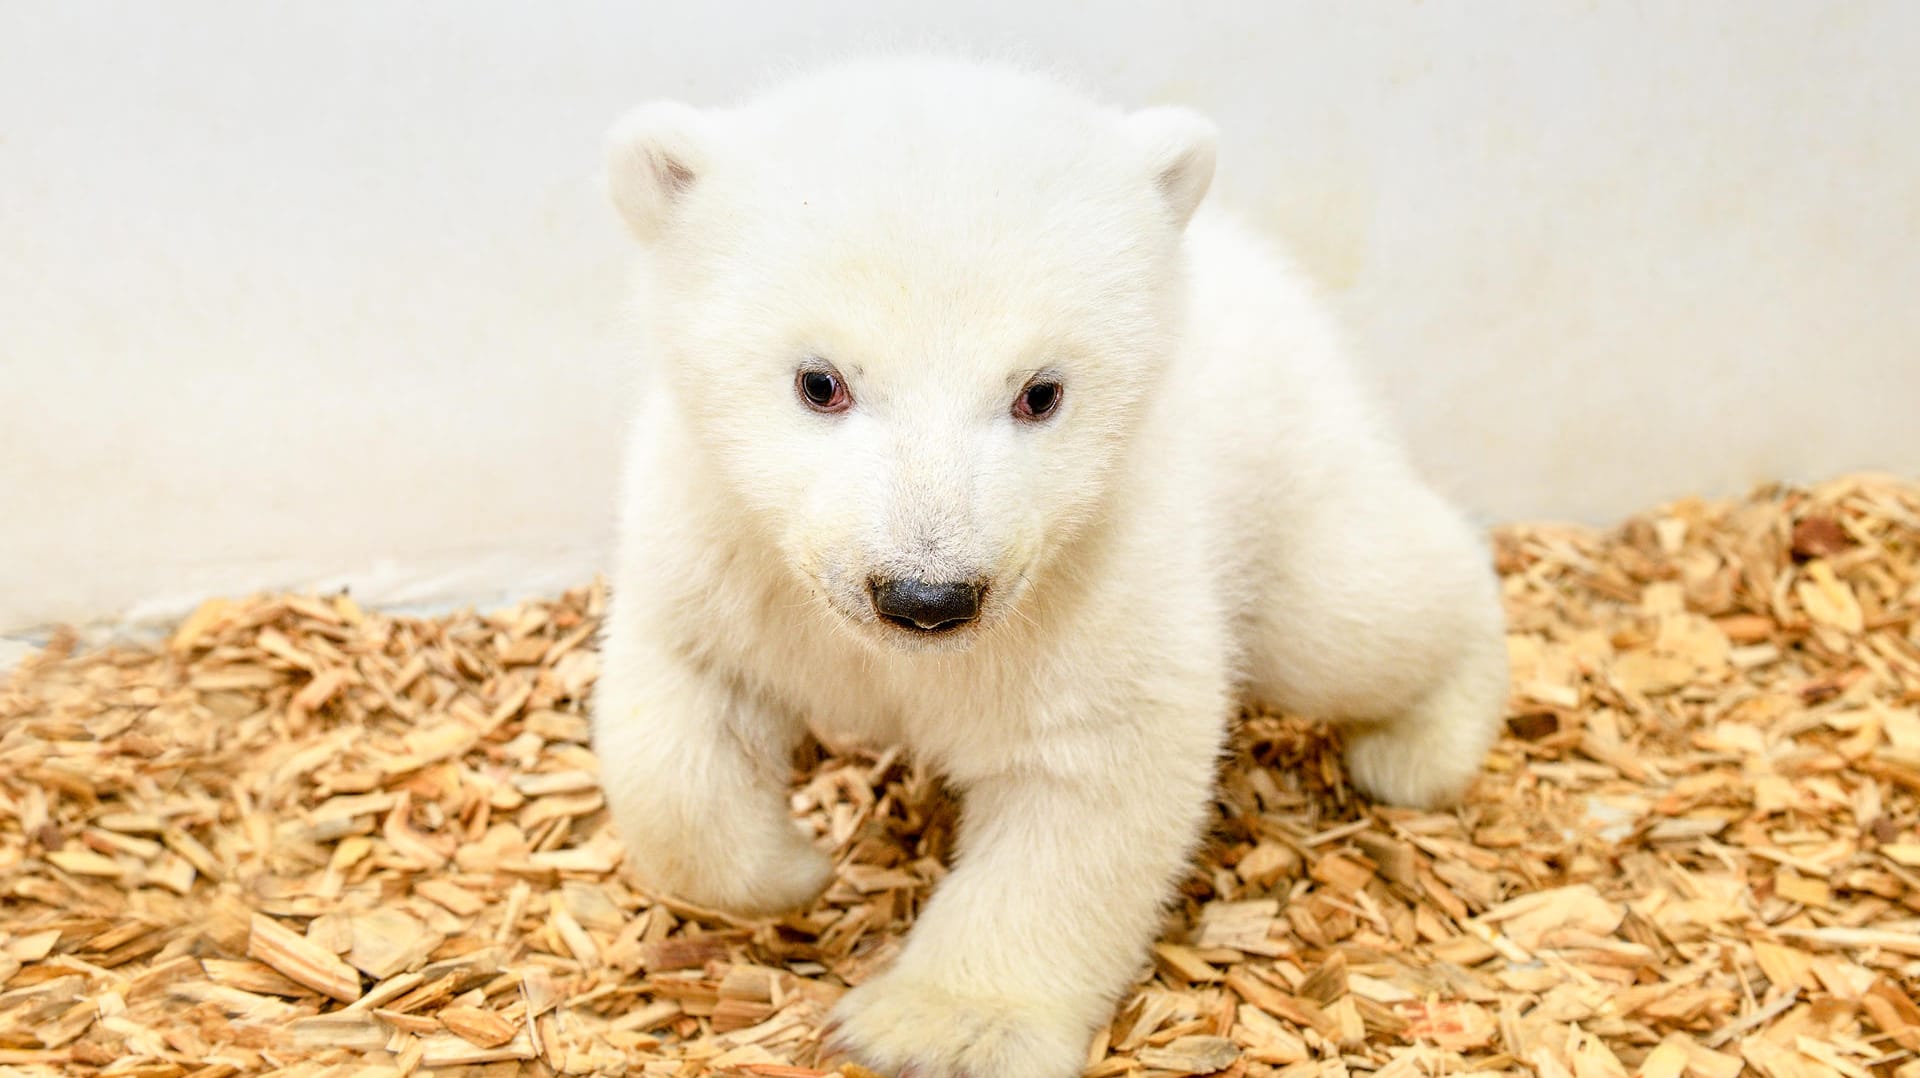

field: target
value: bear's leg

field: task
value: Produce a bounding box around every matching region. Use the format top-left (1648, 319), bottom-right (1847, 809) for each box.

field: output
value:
top-left (1336, 624), bottom-right (1510, 809)
top-left (1245, 475), bottom-right (1509, 809)
top-left (591, 633), bottom-right (832, 917)
top-left (826, 713), bottom-right (1225, 1078)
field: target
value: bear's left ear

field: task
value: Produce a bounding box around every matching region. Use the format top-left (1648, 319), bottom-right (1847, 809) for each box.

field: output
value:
top-left (605, 101), bottom-right (711, 243)
top-left (1125, 106), bottom-right (1217, 229)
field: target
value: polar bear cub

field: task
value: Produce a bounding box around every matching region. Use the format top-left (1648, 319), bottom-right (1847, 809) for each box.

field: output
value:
top-left (593, 56), bottom-right (1509, 1078)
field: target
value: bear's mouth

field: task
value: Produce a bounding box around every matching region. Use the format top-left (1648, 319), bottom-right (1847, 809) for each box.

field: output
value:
top-left (864, 617), bottom-right (986, 655)
top-left (877, 614), bottom-right (972, 635)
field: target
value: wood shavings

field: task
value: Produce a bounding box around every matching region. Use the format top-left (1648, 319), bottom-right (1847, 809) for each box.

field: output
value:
top-left (4, 475), bottom-right (1920, 1076)
top-left (246, 913), bottom-right (361, 1003)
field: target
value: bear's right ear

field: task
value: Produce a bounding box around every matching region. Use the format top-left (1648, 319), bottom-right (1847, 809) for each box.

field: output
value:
top-left (605, 102), bottom-right (710, 242)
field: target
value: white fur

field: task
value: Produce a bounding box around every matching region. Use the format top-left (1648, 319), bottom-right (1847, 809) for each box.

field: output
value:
top-left (592, 56), bottom-right (1508, 1078)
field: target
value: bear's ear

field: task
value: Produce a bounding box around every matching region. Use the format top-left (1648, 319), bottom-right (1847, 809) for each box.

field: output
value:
top-left (1124, 106), bottom-right (1217, 228)
top-left (605, 102), bottom-right (710, 242)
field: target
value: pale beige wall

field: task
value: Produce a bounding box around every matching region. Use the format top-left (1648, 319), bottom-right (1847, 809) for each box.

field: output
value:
top-left (3, 1), bottom-right (1916, 631)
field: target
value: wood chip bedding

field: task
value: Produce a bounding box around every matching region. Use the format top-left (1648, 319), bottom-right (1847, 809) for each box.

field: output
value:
top-left (2, 473), bottom-right (1918, 1077)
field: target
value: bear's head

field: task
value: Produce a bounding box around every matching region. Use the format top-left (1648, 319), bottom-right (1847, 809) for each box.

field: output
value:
top-left (606, 57), bottom-right (1215, 652)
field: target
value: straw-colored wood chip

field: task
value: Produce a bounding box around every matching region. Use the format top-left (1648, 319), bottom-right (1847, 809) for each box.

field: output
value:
top-left (3, 473), bottom-right (1919, 1077)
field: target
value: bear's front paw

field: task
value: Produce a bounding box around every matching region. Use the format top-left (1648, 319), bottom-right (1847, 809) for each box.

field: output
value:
top-left (621, 820), bottom-right (834, 919)
top-left (824, 968), bottom-right (1093, 1078)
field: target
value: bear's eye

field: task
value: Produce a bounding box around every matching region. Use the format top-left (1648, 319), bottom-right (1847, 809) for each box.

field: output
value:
top-left (796, 365), bottom-right (851, 414)
top-left (1013, 377), bottom-right (1062, 422)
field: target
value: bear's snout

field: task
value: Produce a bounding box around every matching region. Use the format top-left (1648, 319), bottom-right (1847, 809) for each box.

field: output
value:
top-left (868, 575), bottom-right (986, 633)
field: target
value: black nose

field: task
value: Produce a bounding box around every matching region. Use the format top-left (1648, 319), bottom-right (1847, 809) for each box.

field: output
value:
top-left (869, 577), bottom-right (984, 633)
